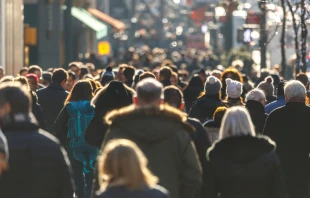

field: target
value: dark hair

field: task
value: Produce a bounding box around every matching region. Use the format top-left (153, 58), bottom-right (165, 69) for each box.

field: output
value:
top-left (123, 66), bottom-right (136, 82)
top-left (164, 85), bottom-right (183, 108)
top-left (0, 82), bottom-right (31, 114)
top-left (28, 65), bottom-right (42, 75)
top-left (160, 66), bottom-right (172, 80)
top-left (42, 72), bottom-right (52, 84)
top-left (52, 68), bottom-right (68, 84)
top-left (277, 81), bottom-right (286, 96)
top-left (80, 66), bottom-right (90, 79)
top-left (68, 71), bottom-right (76, 81)
top-left (65, 80), bottom-right (94, 104)
top-left (19, 67), bottom-right (28, 75)
top-left (139, 72), bottom-right (156, 81)
top-left (296, 73), bottom-right (308, 87)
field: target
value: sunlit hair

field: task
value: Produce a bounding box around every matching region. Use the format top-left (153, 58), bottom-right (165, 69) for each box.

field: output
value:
top-left (284, 80), bottom-right (306, 100)
top-left (219, 106), bottom-right (255, 139)
top-left (65, 80), bottom-right (94, 104)
top-left (98, 139), bottom-right (158, 190)
top-left (14, 76), bottom-right (30, 90)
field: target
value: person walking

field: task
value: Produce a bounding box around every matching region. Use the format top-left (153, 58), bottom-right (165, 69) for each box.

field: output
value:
top-left (258, 76), bottom-right (276, 104)
top-left (0, 82), bottom-right (74, 198)
top-left (97, 78), bottom-right (202, 198)
top-left (223, 78), bottom-right (244, 107)
top-left (54, 80), bottom-right (98, 198)
top-left (37, 68), bottom-right (69, 132)
top-left (264, 80), bottom-right (310, 198)
top-left (265, 81), bottom-right (286, 114)
top-left (96, 139), bottom-right (168, 198)
top-left (207, 107), bottom-right (287, 198)
top-left (204, 107), bottom-right (227, 143)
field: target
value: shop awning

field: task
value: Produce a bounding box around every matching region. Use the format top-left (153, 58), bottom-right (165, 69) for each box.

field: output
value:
top-left (71, 7), bottom-right (108, 39)
top-left (88, 8), bottom-right (126, 31)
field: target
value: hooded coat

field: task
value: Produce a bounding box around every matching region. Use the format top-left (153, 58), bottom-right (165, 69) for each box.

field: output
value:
top-left (99, 105), bottom-right (202, 198)
top-left (207, 135), bottom-right (287, 198)
top-left (245, 100), bottom-right (268, 134)
top-left (264, 102), bottom-right (310, 198)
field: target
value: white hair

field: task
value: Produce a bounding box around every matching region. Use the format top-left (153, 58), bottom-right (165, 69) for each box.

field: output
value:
top-left (219, 106), bottom-right (255, 139)
top-left (245, 88), bottom-right (266, 102)
top-left (135, 78), bottom-right (164, 103)
top-left (284, 80), bottom-right (306, 100)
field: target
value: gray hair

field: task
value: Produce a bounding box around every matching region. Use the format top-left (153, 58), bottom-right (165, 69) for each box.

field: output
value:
top-left (245, 88), bottom-right (266, 102)
top-left (219, 106), bottom-right (255, 139)
top-left (135, 78), bottom-right (163, 104)
top-left (284, 80), bottom-right (306, 100)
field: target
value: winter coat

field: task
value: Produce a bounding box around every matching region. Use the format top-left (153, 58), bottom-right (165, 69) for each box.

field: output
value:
top-left (246, 100), bottom-right (268, 134)
top-left (264, 102), bottom-right (310, 198)
top-left (37, 82), bottom-right (68, 132)
top-left (189, 94), bottom-right (223, 123)
top-left (95, 185), bottom-right (168, 198)
top-left (187, 117), bottom-right (212, 198)
top-left (99, 105), bottom-right (202, 198)
top-left (207, 135), bottom-right (287, 198)
top-left (266, 95), bottom-right (277, 104)
top-left (223, 98), bottom-right (245, 108)
top-left (30, 91), bottom-right (47, 130)
top-left (0, 113), bottom-right (74, 198)
top-left (204, 120), bottom-right (221, 144)
top-left (265, 96), bottom-right (286, 114)
top-left (183, 87), bottom-right (203, 113)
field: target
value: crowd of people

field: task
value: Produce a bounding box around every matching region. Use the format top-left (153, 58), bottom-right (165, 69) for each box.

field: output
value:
top-left (0, 48), bottom-right (309, 198)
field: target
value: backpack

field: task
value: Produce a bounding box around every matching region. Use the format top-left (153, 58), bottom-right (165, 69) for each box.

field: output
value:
top-left (66, 101), bottom-right (98, 173)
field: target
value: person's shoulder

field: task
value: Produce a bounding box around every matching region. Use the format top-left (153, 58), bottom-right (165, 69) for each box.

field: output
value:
top-left (35, 129), bottom-right (62, 146)
top-left (150, 185), bottom-right (169, 197)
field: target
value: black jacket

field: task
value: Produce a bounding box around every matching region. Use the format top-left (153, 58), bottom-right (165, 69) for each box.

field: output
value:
top-left (189, 94), bottom-right (223, 123)
top-left (245, 100), bottom-right (268, 134)
top-left (37, 82), bottom-right (68, 132)
top-left (266, 95), bottom-right (277, 104)
top-left (264, 102), bottom-right (310, 198)
top-left (0, 113), bottom-right (74, 198)
top-left (207, 135), bottom-right (287, 198)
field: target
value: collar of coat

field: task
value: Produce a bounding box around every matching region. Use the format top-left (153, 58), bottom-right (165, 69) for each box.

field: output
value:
top-left (105, 104), bottom-right (195, 132)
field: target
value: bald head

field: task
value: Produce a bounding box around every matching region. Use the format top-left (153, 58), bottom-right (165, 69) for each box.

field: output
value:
top-left (135, 78), bottom-right (164, 106)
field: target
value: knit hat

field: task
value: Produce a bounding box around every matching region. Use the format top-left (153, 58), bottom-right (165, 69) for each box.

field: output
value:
top-left (101, 67), bottom-right (115, 86)
top-left (258, 76), bottom-right (274, 96)
top-left (26, 74), bottom-right (39, 84)
top-left (204, 76), bottom-right (222, 95)
top-left (226, 78), bottom-right (243, 98)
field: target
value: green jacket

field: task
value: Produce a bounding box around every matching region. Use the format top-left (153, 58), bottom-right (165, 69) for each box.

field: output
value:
top-left (103, 104), bottom-right (202, 198)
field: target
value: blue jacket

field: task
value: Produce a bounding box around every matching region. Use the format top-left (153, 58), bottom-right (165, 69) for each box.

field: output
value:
top-left (265, 96), bottom-right (286, 114)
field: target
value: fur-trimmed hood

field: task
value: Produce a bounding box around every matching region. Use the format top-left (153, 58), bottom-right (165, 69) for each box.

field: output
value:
top-left (105, 104), bottom-right (195, 143)
top-left (207, 135), bottom-right (276, 164)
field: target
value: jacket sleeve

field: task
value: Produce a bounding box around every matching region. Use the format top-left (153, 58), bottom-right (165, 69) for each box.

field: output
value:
top-left (59, 147), bottom-right (75, 198)
top-left (85, 113), bottom-right (108, 148)
top-left (188, 103), bottom-right (199, 119)
top-left (54, 106), bottom-right (69, 146)
top-left (33, 103), bottom-right (47, 130)
top-left (178, 129), bottom-right (202, 198)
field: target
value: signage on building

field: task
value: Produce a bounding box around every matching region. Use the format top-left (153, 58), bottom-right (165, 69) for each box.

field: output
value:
top-left (246, 13), bottom-right (260, 24)
top-left (98, 41), bottom-right (111, 56)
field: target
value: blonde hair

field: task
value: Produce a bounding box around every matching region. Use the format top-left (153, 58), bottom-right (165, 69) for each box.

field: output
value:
top-left (219, 106), bottom-right (255, 139)
top-left (98, 139), bottom-right (158, 190)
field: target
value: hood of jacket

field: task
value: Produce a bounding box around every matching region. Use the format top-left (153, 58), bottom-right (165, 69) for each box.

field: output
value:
top-left (106, 104), bottom-right (195, 144)
top-left (207, 135), bottom-right (276, 164)
top-left (1, 113), bottom-right (38, 132)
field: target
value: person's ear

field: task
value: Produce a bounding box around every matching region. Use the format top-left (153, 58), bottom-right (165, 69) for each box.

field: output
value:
top-left (133, 97), bottom-right (139, 105)
top-left (180, 102), bottom-right (185, 111)
top-left (0, 103), bottom-right (11, 118)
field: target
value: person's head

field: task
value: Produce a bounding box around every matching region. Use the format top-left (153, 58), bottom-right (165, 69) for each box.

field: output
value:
top-left (213, 106), bottom-right (227, 123)
top-left (0, 66), bottom-right (4, 80)
top-left (219, 106), bottom-right (255, 139)
top-left (66, 71), bottom-right (76, 92)
top-left (26, 74), bottom-right (39, 92)
top-left (164, 85), bottom-right (184, 110)
top-left (276, 81), bottom-right (286, 97)
top-left (220, 67), bottom-right (243, 83)
top-left (101, 66), bottom-right (115, 86)
top-left (245, 88), bottom-right (267, 106)
top-left (118, 64), bottom-right (126, 82)
top-left (0, 82), bottom-right (31, 118)
top-left (257, 76), bottom-right (274, 97)
top-left (296, 73), bottom-right (309, 88)
top-left (65, 80), bottom-right (94, 104)
top-left (159, 66), bottom-right (173, 82)
top-left (226, 78), bottom-right (243, 99)
top-left (134, 78), bottom-right (164, 106)
top-left (204, 76), bottom-right (222, 96)
top-left (68, 62), bottom-right (81, 78)
top-left (170, 72), bottom-right (178, 86)
top-left (198, 69), bottom-right (207, 83)
top-left (123, 66), bottom-right (136, 83)
top-left (41, 72), bottom-right (52, 87)
top-left (0, 76), bottom-right (14, 84)
top-left (19, 67), bottom-right (28, 77)
top-left (211, 70), bottom-right (222, 79)
top-left (98, 139), bottom-right (158, 190)
top-left (284, 80), bottom-right (306, 101)
top-left (139, 71), bottom-right (156, 81)
top-left (52, 68), bottom-right (68, 88)
top-left (14, 76), bottom-right (30, 90)
top-left (80, 66), bottom-right (90, 79)
top-left (28, 65), bottom-right (43, 79)
top-left (0, 131), bottom-right (8, 175)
